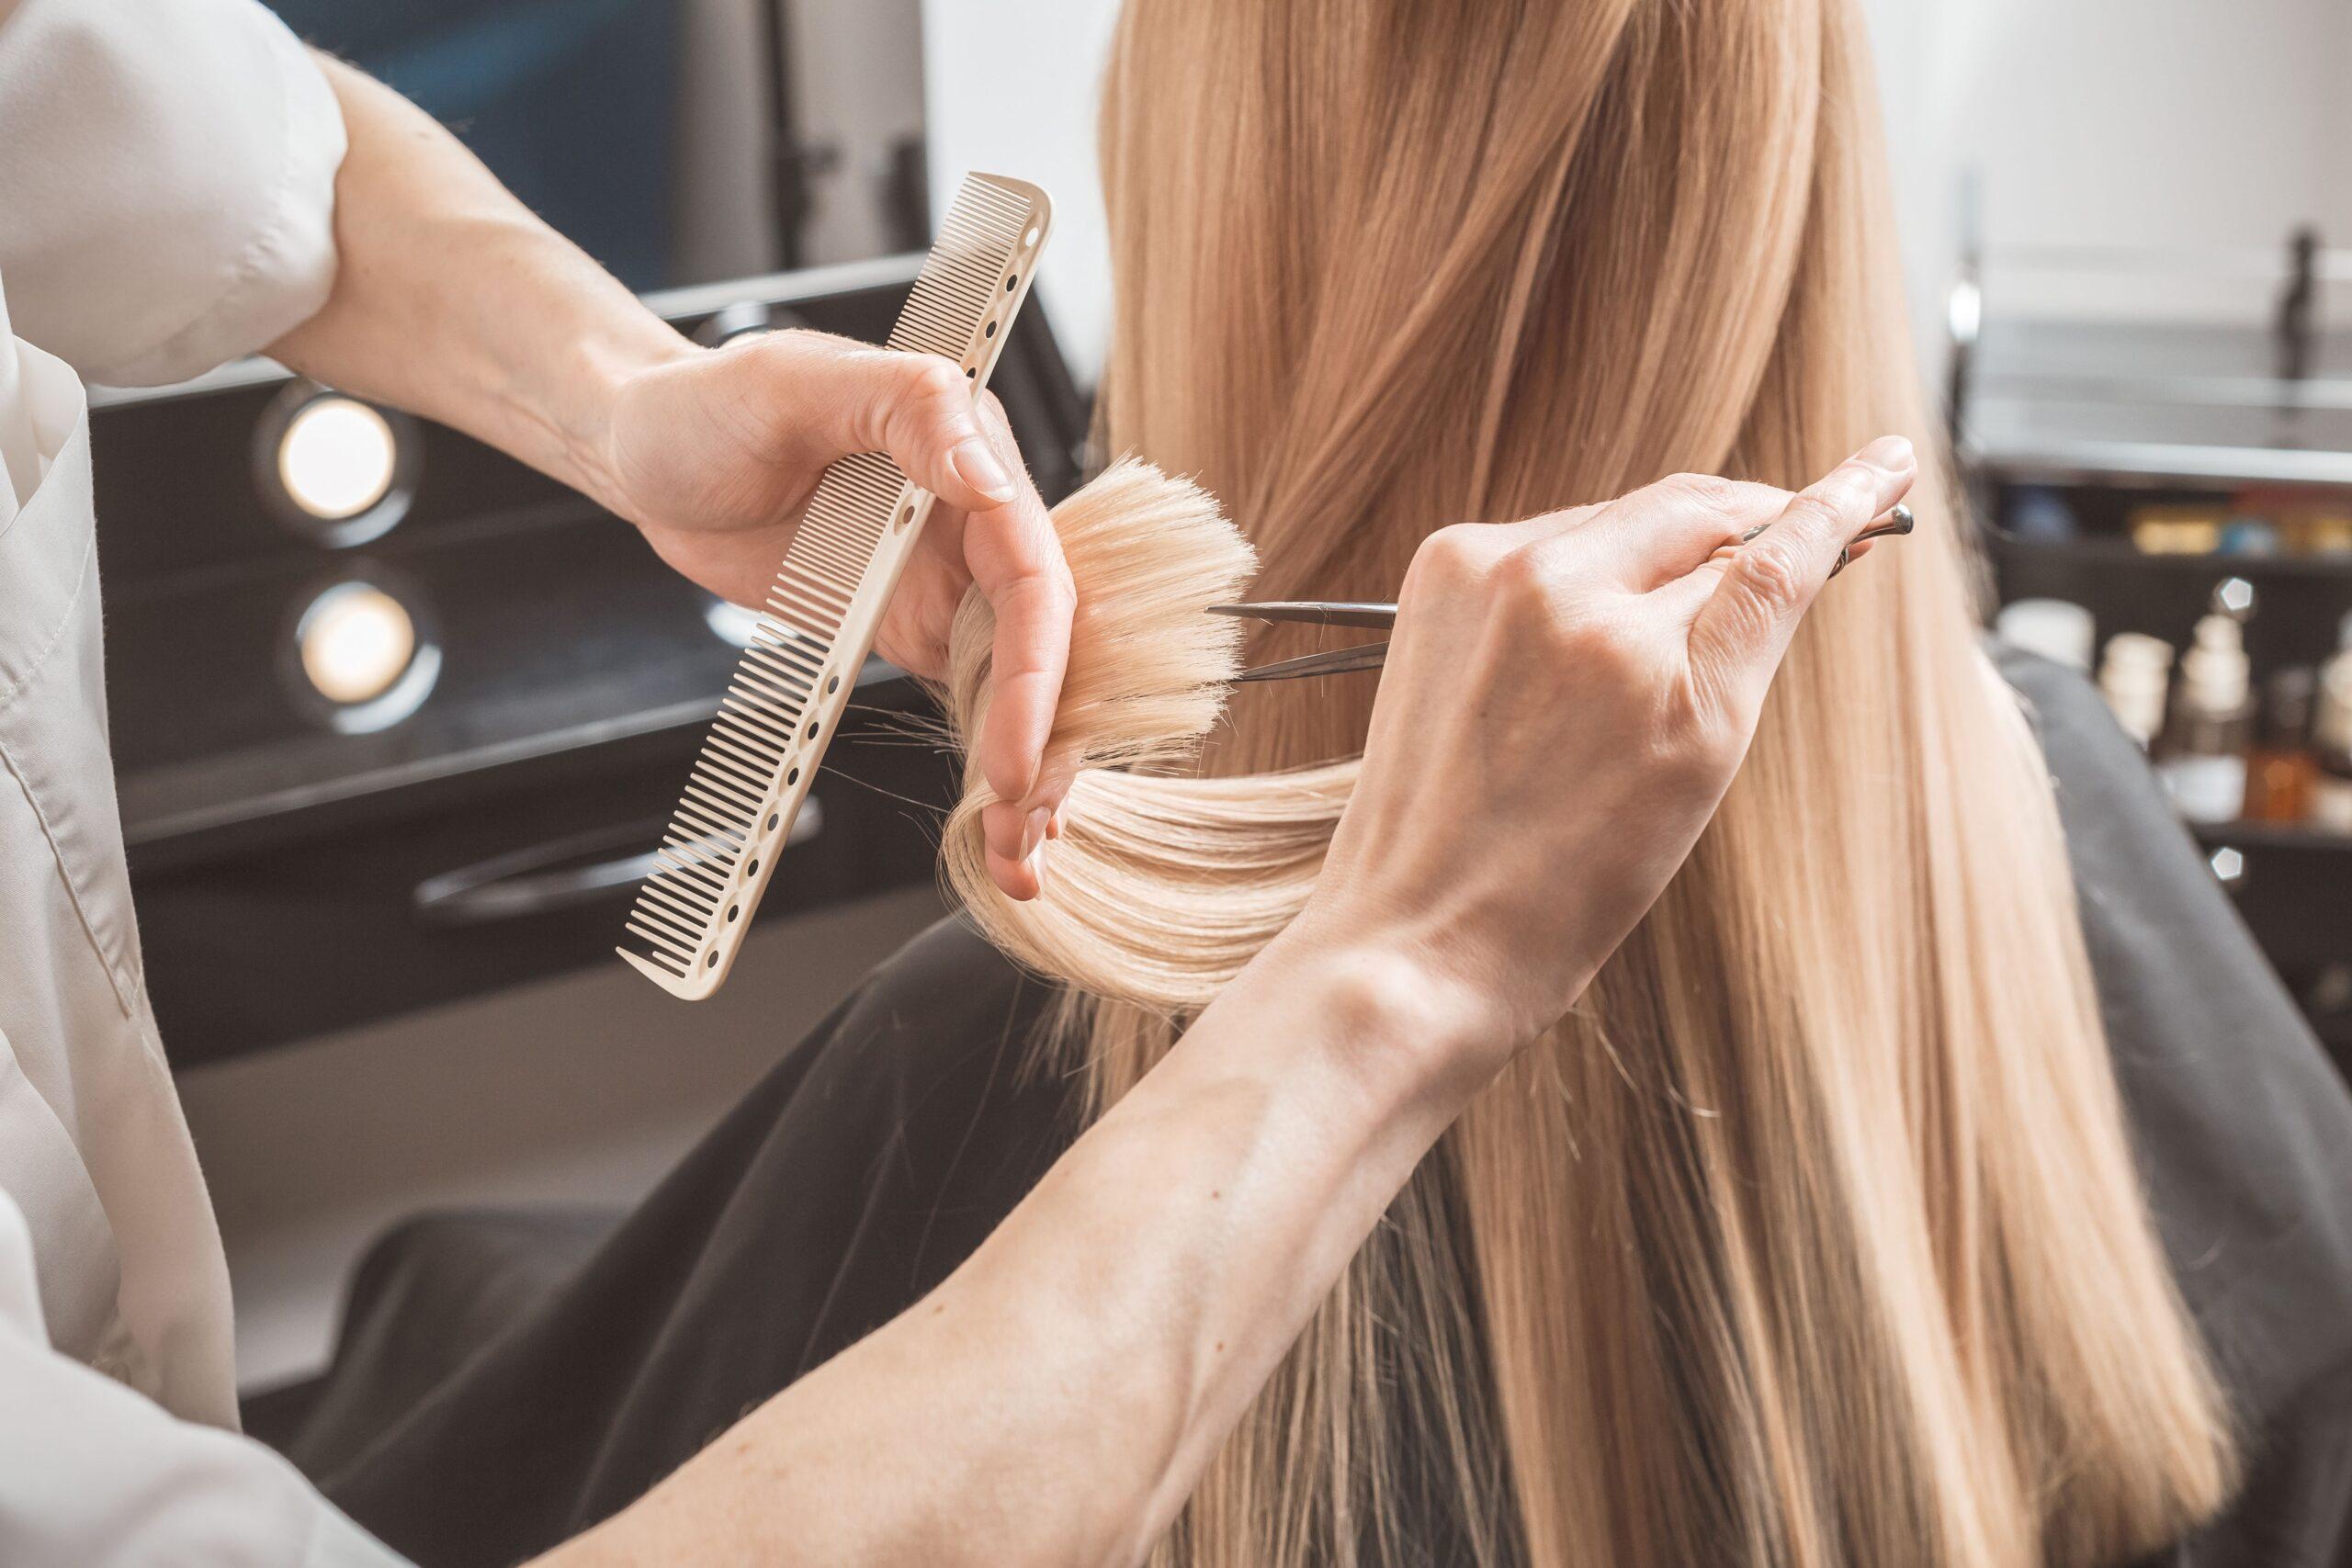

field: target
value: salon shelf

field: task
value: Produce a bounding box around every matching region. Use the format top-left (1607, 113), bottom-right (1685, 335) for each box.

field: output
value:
top-left (1988, 533), bottom-right (2352, 582)
top-left (2188, 818), bottom-right (2352, 854)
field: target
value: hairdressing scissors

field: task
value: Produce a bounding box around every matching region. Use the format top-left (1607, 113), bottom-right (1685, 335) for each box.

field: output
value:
top-left (1207, 503), bottom-right (1914, 682)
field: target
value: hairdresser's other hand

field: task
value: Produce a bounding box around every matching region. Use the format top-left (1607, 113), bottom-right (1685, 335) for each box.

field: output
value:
top-left (1291, 438), bottom-right (1917, 1087)
top-left (594, 330), bottom-right (1078, 887)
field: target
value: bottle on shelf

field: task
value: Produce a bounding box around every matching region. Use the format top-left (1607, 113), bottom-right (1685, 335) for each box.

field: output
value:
top-left (2098, 632), bottom-right (2174, 751)
top-left (2244, 666), bottom-right (2317, 823)
top-left (2154, 614), bottom-right (2254, 824)
top-left (1995, 597), bottom-right (2095, 672)
top-left (2314, 625), bottom-right (2352, 834)
top-left (2128, 503), bottom-right (2222, 557)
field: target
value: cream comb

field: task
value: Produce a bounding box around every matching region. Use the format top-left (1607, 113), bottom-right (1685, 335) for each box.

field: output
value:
top-left (619, 173), bottom-right (1053, 998)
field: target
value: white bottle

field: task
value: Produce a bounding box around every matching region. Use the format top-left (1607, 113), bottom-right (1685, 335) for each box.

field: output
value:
top-left (1996, 597), bottom-right (2097, 672)
top-left (2098, 632), bottom-right (2174, 751)
top-left (2155, 614), bottom-right (2253, 824)
top-left (2312, 614), bottom-right (2352, 833)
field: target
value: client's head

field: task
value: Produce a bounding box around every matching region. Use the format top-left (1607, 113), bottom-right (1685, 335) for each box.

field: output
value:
top-left (942, 2), bottom-right (2235, 1563)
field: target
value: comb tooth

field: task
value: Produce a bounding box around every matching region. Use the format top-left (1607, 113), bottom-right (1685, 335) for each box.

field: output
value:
top-left (717, 700), bottom-right (797, 750)
top-left (656, 845), bottom-right (729, 885)
top-left (637, 894), bottom-right (708, 936)
top-left (625, 171), bottom-right (1051, 997)
top-left (640, 885), bottom-right (712, 927)
top-left (696, 748), bottom-right (773, 799)
top-left (628, 897), bottom-right (702, 936)
top-left (646, 892), bottom-right (714, 924)
top-left (742, 653), bottom-right (819, 694)
top-left (673, 806), bottom-right (741, 844)
top-left (625, 921), bottom-right (695, 961)
top-left (735, 657), bottom-right (812, 700)
top-left (766, 579), bottom-right (851, 624)
top-left (632, 905), bottom-right (703, 946)
top-left (681, 795), bottom-right (755, 835)
top-left (703, 731), bottom-right (778, 781)
top-left (749, 636), bottom-right (825, 674)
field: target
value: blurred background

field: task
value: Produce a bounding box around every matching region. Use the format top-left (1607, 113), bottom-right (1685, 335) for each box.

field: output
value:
top-left (94, 0), bottom-right (2349, 1408)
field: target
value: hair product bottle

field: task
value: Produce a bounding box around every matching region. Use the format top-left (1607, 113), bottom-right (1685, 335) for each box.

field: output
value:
top-left (2313, 657), bottom-right (2352, 834)
top-left (1996, 597), bottom-right (2096, 671)
top-left (2098, 632), bottom-right (2175, 751)
top-left (2155, 614), bottom-right (2254, 823)
top-left (2244, 666), bottom-right (2317, 823)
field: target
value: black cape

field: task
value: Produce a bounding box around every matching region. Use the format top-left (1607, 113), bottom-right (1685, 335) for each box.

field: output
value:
top-left (299, 652), bottom-right (2352, 1567)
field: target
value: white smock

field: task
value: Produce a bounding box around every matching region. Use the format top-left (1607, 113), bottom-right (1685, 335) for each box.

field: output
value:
top-left (0, 1), bottom-right (404, 1561)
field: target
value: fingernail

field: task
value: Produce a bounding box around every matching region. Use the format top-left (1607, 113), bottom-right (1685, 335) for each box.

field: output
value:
top-left (1046, 803), bottom-right (1066, 840)
top-left (1026, 840), bottom-right (1048, 893)
top-left (1020, 806), bottom-right (1052, 861)
top-left (1857, 434), bottom-right (1915, 473)
top-left (952, 437), bottom-right (1016, 502)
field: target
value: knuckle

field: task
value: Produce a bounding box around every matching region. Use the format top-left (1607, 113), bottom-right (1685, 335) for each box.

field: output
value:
top-left (1577, 609), bottom-right (1648, 671)
top-left (1734, 536), bottom-right (1810, 614)
top-left (1492, 544), bottom-right (1580, 629)
top-left (1405, 525), bottom-right (1485, 598)
top-left (905, 354), bottom-right (968, 404)
top-left (1778, 491), bottom-right (1845, 539)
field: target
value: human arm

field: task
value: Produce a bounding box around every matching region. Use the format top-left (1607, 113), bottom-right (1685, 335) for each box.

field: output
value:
top-left (262, 56), bottom-right (1075, 886)
top-left (537, 441), bottom-right (1919, 1566)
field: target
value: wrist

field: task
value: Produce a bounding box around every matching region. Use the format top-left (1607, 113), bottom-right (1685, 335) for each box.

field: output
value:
top-left (562, 318), bottom-right (700, 519)
top-left (1219, 919), bottom-right (1520, 1128)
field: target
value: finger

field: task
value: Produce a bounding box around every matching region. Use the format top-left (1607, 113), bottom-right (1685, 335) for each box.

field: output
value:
top-left (1569, 476), bottom-right (1797, 589)
top-left (1686, 436), bottom-right (1917, 681)
top-left (961, 398), bottom-right (1077, 821)
top-left (980, 799), bottom-right (1047, 901)
top-left (770, 333), bottom-right (1019, 513)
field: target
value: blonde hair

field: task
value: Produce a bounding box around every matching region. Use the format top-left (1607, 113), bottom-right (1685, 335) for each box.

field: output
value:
top-left (940, 1), bottom-right (2234, 1562)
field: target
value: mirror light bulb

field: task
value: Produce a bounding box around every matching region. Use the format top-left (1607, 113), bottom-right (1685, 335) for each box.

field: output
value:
top-left (299, 582), bottom-right (416, 705)
top-left (278, 397), bottom-right (398, 521)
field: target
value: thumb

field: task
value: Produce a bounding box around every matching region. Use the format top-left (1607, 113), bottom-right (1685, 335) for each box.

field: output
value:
top-left (757, 333), bottom-right (1021, 513)
top-left (1687, 436), bottom-right (1915, 689)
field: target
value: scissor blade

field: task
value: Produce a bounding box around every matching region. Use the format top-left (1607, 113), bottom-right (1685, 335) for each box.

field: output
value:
top-left (1235, 641), bottom-right (1392, 682)
top-left (1207, 601), bottom-right (1399, 631)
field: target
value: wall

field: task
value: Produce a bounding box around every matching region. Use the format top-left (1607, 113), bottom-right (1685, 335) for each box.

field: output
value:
top-left (1870, 0), bottom-right (2352, 344)
top-left (926, 0), bottom-right (2352, 384)
top-left (921, 0), bottom-right (1123, 382)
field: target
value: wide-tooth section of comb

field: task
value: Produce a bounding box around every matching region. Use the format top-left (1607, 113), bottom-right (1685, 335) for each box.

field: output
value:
top-left (619, 174), bottom-right (1052, 998)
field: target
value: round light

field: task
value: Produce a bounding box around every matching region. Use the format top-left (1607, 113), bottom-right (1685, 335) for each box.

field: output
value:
top-left (704, 595), bottom-right (763, 648)
top-left (299, 582), bottom-right (415, 704)
top-left (278, 397), bottom-right (399, 521)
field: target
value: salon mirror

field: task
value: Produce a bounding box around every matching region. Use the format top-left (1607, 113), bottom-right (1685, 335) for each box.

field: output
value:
top-left (262, 0), bottom-right (929, 291)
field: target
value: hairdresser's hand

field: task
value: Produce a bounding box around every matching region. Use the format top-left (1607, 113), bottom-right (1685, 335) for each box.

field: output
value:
top-left (596, 331), bottom-right (1078, 884)
top-left (1291, 437), bottom-right (1918, 1084)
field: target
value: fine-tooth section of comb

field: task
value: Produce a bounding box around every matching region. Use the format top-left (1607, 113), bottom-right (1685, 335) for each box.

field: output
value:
top-left (619, 173), bottom-right (1053, 998)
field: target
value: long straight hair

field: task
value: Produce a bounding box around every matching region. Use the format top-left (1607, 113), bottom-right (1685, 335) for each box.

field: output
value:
top-left (944, 2), bottom-right (2233, 1562)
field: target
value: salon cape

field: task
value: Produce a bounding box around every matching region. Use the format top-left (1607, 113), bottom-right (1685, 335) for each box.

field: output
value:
top-left (0, 1), bottom-right (403, 1561)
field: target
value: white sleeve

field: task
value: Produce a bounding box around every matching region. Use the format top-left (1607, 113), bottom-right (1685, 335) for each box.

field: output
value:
top-left (0, 1201), bottom-right (407, 1567)
top-left (0, 0), bottom-right (346, 387)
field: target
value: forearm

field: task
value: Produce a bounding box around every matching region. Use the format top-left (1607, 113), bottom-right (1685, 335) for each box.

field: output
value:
top-left (540, 933), bottom-right (1495, 1567)
top-left (267, 54), bottom-right (684, 510)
